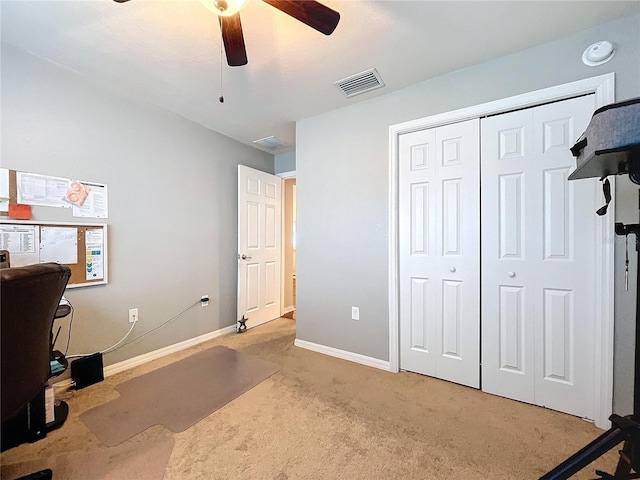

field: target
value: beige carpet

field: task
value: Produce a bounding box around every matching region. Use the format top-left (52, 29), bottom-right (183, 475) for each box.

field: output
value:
top-left (1, 429), bottom-right (174, 480)
top-left (80, 345), bottom-right (280, 446)
top-left (0, 317), bottom-right (622, 479)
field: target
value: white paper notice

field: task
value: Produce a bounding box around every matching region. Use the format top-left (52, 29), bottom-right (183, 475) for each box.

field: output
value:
top-left (0, 224), bottom-right (40, 266)
top-left (40, 227), bottom-right (78, 264)
top-left (0, 168), bottom-right (9, 213)
top-left (85, 229), bottom-right (104, 246)
top-left (73, 182), bottom-right (108, 218)
top-left (85, 228), bottom-right (104, 280)
top-left (17, 172), bottom-right (71, 208)
top-left (85, 244), bottom-right (104, 281)
top-left (0, 224), bottom-right (38, 253)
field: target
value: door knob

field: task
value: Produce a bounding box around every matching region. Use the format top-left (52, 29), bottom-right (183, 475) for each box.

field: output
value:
top-left (450, 267), bottom-right (456, 273)
top-left (508, 271), bottom-right (516, 278)
top-left (241, 254), bottom-right (252, 260)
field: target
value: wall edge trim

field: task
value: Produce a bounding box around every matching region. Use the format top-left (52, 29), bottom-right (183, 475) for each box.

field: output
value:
top-left (294, 338), bottom-right (391, 371)
top-left (54, 324), bottom-right (237, 391)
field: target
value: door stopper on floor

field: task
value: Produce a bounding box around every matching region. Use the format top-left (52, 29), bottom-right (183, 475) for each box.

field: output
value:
top-left (237, 315), bottom-right (248, 333)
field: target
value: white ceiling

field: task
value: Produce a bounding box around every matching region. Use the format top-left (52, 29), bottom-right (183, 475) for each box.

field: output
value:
top-left (2, 0), bottom-right (639, 153)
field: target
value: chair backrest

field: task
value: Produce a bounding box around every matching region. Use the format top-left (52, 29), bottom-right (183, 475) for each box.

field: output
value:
top-left (0, 250), bottom-right (10, 269)
top-left (1, 263), bottom-right (71, 423)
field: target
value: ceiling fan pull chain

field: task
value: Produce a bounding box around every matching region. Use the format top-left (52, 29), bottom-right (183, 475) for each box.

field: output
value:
top-left (219, 30), bottom-right (224, 103)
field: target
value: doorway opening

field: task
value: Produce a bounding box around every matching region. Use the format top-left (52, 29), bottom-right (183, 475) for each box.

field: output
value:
top-left (281, 176), bottom-right (297, 320)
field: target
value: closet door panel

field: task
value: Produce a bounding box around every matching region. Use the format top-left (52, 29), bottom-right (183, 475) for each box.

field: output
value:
top-left (481, 95), bottom-right (598, 419)
top-left (481, 109), bottom-right (536, 404)
top-left (399, 119), bottom-right (480, 388)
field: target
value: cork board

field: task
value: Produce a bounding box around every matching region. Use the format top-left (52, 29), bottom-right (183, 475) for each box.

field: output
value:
top-left (0, 220), bottom-right (108, 288)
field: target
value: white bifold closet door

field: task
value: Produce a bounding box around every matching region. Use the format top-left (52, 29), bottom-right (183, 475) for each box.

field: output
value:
top-left (480, 95), bottom-right (598, 419)
top-left (399, 119), bottom-right (480, 389)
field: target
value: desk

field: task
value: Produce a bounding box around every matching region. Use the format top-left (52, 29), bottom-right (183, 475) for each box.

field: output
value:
top-left (48, 300), bottom-right (71, 431)
top-left (50, 300), bottom-right (70, 378)
top-left (55, 303), bottom-right (71, 319)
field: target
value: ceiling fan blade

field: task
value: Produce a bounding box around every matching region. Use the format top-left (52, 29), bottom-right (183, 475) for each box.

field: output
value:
top-left (261, 0), bottom-right (340, 35)
top-left (219, 14), bottom-right (248, 67)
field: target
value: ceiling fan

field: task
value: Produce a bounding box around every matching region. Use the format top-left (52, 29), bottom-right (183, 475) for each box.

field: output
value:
top-left (113, 0), bottom-right (340, 67)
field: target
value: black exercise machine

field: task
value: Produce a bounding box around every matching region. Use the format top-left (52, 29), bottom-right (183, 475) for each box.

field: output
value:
top-left (540, 98), bottom-right (640, 479)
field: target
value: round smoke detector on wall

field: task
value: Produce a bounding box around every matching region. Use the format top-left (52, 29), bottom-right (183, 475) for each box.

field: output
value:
top-left (582, 41), bottom-right (615, 66)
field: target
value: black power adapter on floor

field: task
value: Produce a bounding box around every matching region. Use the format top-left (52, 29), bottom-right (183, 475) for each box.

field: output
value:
top-left (71, 353), bottom-right (104, 389)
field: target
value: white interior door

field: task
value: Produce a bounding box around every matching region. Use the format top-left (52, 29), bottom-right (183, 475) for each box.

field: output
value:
top-left (238, 165), bottom-right (282, 329)
top-left (399, 119), bottom-right (480, 388)
top-left (480, 95), bottom-right (599, 419)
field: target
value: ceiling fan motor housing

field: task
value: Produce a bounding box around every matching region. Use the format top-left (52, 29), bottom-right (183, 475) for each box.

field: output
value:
top-left (214, 0), bottom-right (229, 13)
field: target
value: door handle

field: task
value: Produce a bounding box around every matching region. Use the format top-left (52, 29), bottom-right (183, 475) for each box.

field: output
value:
top-left (449, 267), bottom-right (456, 273)
top-left (508, 271), bottom-right (516, 278)
top-left (241, 254), bottom-right (252, 260)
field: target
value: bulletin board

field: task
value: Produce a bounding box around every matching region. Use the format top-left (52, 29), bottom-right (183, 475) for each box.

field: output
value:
top-left (1, 168), bottom-right (109, 219)
top-left (0, 220), bottom-right (108, 288)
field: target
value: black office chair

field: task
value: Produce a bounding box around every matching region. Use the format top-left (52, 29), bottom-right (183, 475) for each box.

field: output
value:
top-left (1, 263), bottom-right (71, 452)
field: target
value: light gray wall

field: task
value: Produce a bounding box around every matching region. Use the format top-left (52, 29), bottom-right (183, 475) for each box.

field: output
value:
top-left (1, 43), bottom-right (274, 368)
top-left (296, 14), bottom-right (640, 414)
top-left (274, 151), bottom-right (296, 174)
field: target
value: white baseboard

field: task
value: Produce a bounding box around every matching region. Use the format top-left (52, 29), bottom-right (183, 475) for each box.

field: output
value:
top-left (294, 339), bottom-right (391, 372)
top-left (54, 324), bottom-right (237, 391)
top-left (103, 325), bottom-right (237, 377)
top-left (282, 306), bottom-right (295, 315)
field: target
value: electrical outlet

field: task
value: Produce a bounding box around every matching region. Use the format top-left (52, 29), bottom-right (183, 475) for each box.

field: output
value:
top-left (201, 295), bottom-right (209, 307)
top-left (351, 306), bottom-right (360, 321)
top-left (129, 308), bottom-right (138, 323)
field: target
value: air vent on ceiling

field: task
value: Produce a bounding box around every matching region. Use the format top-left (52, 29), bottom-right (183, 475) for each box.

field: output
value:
top-left (253, 136), bottom-right (291, 151)
top-left (334, 68), bottom-right (385, 98)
